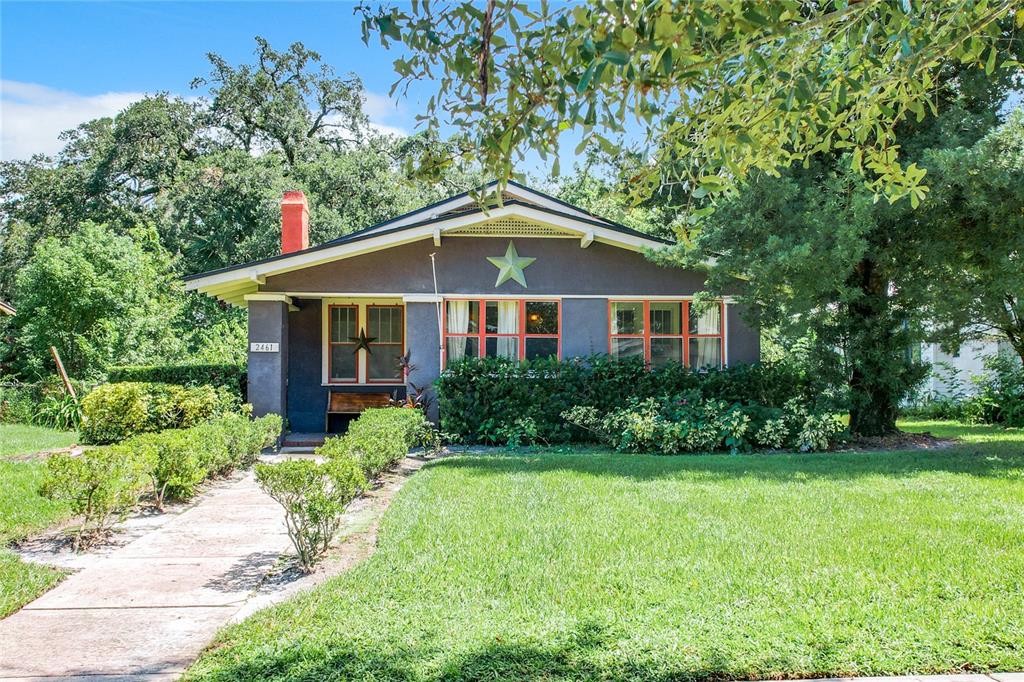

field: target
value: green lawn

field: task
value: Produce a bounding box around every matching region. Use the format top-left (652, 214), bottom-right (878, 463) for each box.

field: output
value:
top-left (0, 425), bottom-right (76, 617)
top-left (188, 420), bottom-right (1024, 681)
top-left (0, 423), bottom-right (78, 458)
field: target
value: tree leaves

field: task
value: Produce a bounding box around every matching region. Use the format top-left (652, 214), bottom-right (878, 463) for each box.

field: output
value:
top-left (359, 0), bottom-right (1021, 207)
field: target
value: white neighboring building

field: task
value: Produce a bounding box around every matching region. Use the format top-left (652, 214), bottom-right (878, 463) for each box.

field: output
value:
top-left (919, 337), bottom-right (1018, 397)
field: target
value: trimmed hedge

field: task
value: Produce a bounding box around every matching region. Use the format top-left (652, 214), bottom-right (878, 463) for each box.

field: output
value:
top-left (316, 408), bottom-right (427, 479)
top-left (107, 364), bottom-right (246, 401)
top-left (436, 356), bottom-right (814, 445)
top-left (80, 382), bottom-right (240, 444)
top-left (121, 412), bottom-right (282, 507)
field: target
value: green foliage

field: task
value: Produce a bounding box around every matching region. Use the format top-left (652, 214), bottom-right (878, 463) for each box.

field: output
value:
top-left (436, 356), bottom-right (816, 445)
top-left (961, 356), bottom-right (1024, 427)
top-left (361, 2), bottom-right (1020, 203)
top-left (255, 457), bottom-right (366, 572)
top-left (33, 393), bottom-right (82, 431)
top-left (316, 407), bottom-right (427, 479)
top-left (40, 446), bottom-right (153, 549)
top-left (912, 110), bottom-right (1024, 364)
top-left (79, 381), bottom-right (239, 444)
top-left (108, 363), bottom-right (247, 401)
top-left (124, 412), bottom-right (281, 507)
top-left (0, 376), bottom-right (93, 426)
top-left (9, 222), bottom-right (182, 379)
top-left (129, 430), bottom-right (207, 508)
top-left (562, 395), bottom-right (843, 455)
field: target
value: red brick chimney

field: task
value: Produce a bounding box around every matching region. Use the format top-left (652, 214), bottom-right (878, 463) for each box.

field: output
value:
top-left (281, 190), bottom-right (309, 254)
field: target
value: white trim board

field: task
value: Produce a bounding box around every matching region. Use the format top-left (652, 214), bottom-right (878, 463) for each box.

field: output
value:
top-left (185, 203), bottom-right (669, 295)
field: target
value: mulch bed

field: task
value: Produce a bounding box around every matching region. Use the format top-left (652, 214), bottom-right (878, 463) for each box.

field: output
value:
top-left (846, 430), bottom-right (957, 452)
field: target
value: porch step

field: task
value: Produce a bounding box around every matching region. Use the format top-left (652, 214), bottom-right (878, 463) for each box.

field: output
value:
top-left (282, 432), bottom-right (328, 448)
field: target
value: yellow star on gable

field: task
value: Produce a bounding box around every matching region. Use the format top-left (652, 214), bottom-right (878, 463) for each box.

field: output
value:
top-left (487, 241), bottom-right (536, 288)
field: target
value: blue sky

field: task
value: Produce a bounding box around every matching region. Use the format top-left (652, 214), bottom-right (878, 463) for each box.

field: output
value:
top-left (2, 1), bottom-right (553, 167)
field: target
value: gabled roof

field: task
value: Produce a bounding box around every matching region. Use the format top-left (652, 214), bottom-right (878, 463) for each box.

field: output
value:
top-left (0, 300), bottom-right (14, 316)
top-left (184, 181), bottom-right (673, 306)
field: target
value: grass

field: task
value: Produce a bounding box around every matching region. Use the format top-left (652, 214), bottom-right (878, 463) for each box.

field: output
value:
top-left (186, 419), bottom-right (1024, 681)
top-left (0, 425), bottom-right (76, 617)
top-left (0, 423), bottom-right (78, 458)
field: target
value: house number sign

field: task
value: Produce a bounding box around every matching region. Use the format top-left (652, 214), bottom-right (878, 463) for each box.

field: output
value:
top-left (250, 342), bottom-right (279, 353)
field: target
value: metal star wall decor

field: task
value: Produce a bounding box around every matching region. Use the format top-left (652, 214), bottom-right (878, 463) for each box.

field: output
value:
top-left (350, 328), bottom-right (376, 354)
top-left (487, 241), bottom-right (536, 287)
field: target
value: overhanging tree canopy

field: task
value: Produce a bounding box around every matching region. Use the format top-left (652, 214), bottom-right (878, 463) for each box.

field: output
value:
top-left (361, 0), bottom-right (1022, 205)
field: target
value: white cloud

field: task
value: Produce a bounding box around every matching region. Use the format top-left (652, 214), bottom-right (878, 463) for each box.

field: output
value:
top-left (0, 81), bottom-right (411, 161)
top-left (363, 90), bottom-right (409, 138)
top-left (0, 80), bottom-right (146, 161)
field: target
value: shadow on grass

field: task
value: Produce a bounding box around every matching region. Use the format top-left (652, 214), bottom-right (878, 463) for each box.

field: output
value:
top-left (427, 443), bottom-right (1024, 484)
top-left (192, 620), bottom-right (741, 681)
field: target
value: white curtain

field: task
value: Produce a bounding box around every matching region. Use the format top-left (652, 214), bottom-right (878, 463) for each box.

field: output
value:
top-left (447, 300), bottom-right (469, 361)
top-left (694, 305), bottom-right (721, 367)
top-left (496, 300), bottom-right (518, 359)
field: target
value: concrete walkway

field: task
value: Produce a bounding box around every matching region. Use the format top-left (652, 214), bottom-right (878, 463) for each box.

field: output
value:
top-left (0, 472), bottom-right (292, 680)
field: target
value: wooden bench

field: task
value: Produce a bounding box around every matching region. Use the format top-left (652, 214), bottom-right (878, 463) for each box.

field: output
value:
top-left (325, 391), bottom-right (392, 430)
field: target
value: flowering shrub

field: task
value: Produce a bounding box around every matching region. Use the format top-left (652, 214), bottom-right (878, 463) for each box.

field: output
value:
top-left (562, 394), bottom-right (844, 455)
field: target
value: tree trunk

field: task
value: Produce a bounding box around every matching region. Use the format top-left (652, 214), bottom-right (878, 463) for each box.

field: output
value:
top-left (845, 257), bottom-right (902, 438)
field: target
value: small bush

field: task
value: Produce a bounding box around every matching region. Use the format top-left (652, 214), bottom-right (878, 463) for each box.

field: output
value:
top-left (129, 430), bottom-right (207, 509)
top-left (562, 395), bottom-right (844, 455)
top-left (317, 408), bottom-right (427, 479)
top-left (40, 446), bottom-right (153, 549)
top-left (255, 457), bottom-right (366, 572)
top-left (108, 363), bottom-right (246, 401)
top-left (963, 355), bottom-right (1024, 427)
top-left (80, 382), bottom-right (239, 444)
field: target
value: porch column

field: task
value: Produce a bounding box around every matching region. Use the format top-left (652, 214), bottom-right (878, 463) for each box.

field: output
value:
top-left (246, 296), bottom-right (291, 420)
top-left (404, 299), bottom-right (442, 422)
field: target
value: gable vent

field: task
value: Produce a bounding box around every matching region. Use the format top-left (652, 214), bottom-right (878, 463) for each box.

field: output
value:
top-left (446, 217), bottom-right (576, 238)
top-left (439, 192), bottom-right (539, 218)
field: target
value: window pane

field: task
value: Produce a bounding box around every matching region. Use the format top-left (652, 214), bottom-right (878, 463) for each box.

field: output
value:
top-left (330, 307), bottom-right (356, 343)
top-left (611, 337), bottom-right (644, 360)
top-left (611, 302), bottom-right (644, 335)
top-left (525, 301), bottom-right (558, 335)
top-left (446, 336), bottom-right (479, 363)
top-left (368, 344), bottom-right (402, 380)
top-left (485, 336), bottom-right (518, 360)
top-left (446, 300), bottom-right (479, 334)
top-left (368, 307), bottom-right (403, 344)
top-left (650, 302), bottom-right (682, 335)
top-left (525, 337), bottom-right (558, 360)
top-left (330, 344), bottom-right (357, 380)
top-left (651, 337), bottom-right (683, 368)
top-left (689, 303), bottom-right (721, 335)
top-left (689, 338), bottom-right (722, 369)
top-left (486, 301), bottom-right (518, 334)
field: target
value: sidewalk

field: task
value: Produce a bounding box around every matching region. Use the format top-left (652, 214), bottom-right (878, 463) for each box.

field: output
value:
top-left (0, 473), bottom-right (291, 679)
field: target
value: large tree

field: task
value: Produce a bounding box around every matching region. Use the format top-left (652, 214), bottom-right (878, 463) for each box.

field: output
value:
top-left (0, 37), bottom-right (481, 377)
top-left (673, 77), bottom-right (1021, 436)
top-left (9, 222), bottom-right (181, 380)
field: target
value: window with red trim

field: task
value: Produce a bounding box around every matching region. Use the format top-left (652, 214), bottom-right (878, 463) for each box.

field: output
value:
top-left (444, 299), bottom-right (560, 366)
top-left (609, 300), bottom-right (724, 368)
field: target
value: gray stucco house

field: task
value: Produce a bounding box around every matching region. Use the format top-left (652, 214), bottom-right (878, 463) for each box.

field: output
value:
top-left (185, 182), bottom-right (759, 434)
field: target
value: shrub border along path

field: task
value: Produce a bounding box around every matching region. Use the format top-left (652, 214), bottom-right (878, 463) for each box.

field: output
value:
top-left (0, 456), bottom-right (426, 678)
